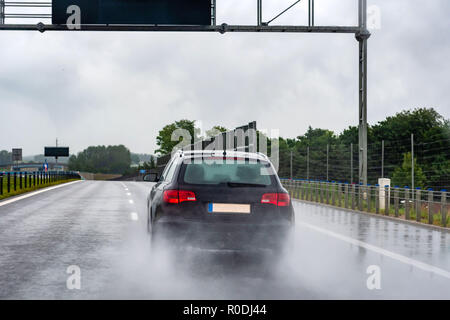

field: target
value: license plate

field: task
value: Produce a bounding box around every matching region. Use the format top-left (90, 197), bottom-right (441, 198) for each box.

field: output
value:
top-left (208, 203), bottom-right (251, 214)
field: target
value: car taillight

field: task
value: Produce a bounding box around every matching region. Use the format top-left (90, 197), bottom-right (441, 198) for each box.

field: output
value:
top-left (163, 190), bottom-right (196, 204)
top-left (261, 193), bottom-right (290, 207)
top-left (277, 193), bottom-right (290, 207)
top-left (261, 193), bottom-right (278, 205)
top-left (163, 190), bottom-right (179, 204)
top-left (179, 190), bottom-right (196, 202)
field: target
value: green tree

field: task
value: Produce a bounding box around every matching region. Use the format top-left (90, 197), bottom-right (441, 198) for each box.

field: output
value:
top-left (130, 153), bottom-right (140, 164)
top-left (68, 155), bottom-right (78, 170)
top-left (206, 126), bottom-right (228, 138)
top-left (295, 127), bottom-right (338, 180)
top-left (107, 145), bottom-right (132, 173)
top-left (337, 126), bottom-right (359, 146)
top-left (155, 120), bottom-right (201, 155)
top-left (150, 109), bottom-right (450, 189)
top-left (297, 126), bottom-right (337, 148)
top-left (371, 108), bottom-right (446, 144)
top-left (429, 155), bottom-right (450, 190)
top-left (68, 145), bottom-right (131, 174)
top-left (0, 150), bottom-right (11, 165)
top-left (139, 157), bottom-right (157, 171)
top-left (392, 152), bottom-right (427, 189)
top-left (370, 108), bottom-right (449, 184)
top-left (149, 157), bottom-right (156, 169)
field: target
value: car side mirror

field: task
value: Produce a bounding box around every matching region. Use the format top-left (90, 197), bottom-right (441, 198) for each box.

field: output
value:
top-left (143, 173), bottom-right (159, 182)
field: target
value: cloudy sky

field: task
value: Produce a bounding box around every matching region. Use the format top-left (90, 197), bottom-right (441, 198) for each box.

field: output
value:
top-left (0, 0), bottom-right (449, 156)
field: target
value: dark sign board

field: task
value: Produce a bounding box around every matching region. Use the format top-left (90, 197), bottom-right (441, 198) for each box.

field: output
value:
top-left (52, 0), bottom-right (212, 26)
top-left (45, 147), bottom-right (70, 157)
top-left (12, 148), bottom-right (22, 162)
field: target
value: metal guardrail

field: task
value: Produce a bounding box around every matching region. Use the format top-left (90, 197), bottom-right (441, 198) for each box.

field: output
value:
top-left (281, 179), bottom-right (449, 228)
top-left (0, 171), bottom-right (81, 196)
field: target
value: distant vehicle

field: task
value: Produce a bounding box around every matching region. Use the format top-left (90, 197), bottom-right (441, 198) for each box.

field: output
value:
top-left (145, 150), bottom-right (295, 258)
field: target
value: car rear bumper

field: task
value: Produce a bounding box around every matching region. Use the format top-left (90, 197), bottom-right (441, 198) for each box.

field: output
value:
top-left (153, 220), bottom-right (293, 252)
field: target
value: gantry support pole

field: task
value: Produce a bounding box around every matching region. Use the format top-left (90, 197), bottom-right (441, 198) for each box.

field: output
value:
top-left (308, 0), bottom-right (315, 27)
top-left (357, 0), bottom-right (370, 185)
top-left (0, 0), bottom-right (5, 24)
top-left (257, 0), bottom-right (262, 26)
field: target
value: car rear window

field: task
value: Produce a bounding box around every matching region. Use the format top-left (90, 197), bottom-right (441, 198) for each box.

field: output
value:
top-left (182, 159), bottom-right (274, 186)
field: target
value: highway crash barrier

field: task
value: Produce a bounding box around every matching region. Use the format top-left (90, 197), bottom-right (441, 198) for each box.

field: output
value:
top-left (281, 179), bottom-right (449, 228)
top-left (0, 171), bottom-right (81, 198)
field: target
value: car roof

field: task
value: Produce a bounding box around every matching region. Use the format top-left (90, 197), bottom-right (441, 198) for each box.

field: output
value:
top-left (173, 149), bottom-right (269, 162)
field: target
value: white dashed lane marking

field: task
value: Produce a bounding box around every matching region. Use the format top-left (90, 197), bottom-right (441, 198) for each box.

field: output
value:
top-left (130, 212), bottom-right (139, 221)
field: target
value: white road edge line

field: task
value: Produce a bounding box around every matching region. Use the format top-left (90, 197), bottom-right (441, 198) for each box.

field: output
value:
top-left (0, 180), bottom-right (83, 207)
top-left (298, 221), bottom-right (450, 280)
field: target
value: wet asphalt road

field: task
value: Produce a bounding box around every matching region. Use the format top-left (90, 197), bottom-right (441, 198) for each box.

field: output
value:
top-left (0, 180), bottom-right (449, 299)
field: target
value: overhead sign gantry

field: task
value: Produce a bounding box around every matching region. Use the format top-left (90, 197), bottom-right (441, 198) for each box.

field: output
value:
top-left (0, 0), bottom-right (371, 185)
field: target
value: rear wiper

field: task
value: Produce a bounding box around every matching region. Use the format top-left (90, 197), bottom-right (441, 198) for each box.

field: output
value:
top-left (226, 182), bottom-right (266, 188)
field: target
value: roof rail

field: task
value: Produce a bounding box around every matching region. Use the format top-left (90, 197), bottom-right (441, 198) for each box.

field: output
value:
top-left (257, 152), bottom-right (269, 160)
